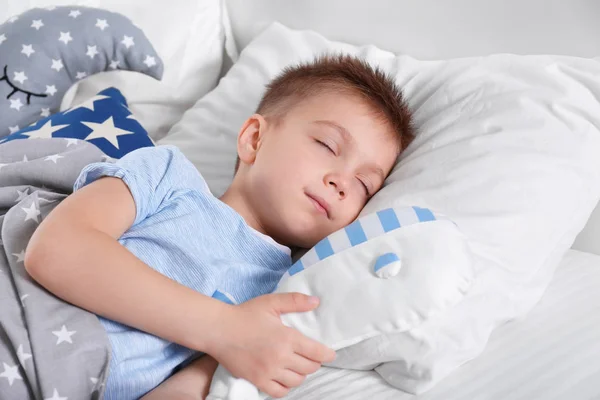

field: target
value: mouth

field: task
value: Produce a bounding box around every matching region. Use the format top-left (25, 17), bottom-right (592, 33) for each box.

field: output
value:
top-left (306, 192), bottom-right (331, 219)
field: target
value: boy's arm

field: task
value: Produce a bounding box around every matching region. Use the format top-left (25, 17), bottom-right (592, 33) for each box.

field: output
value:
top-left (25, 176), bottom-right (335, 398)
top-left (25, 177), bottom-right (227, 351)
top-left (140, 355), bottom-right (218, 400)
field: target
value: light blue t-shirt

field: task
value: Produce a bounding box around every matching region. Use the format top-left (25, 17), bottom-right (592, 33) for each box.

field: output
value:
top-left (73, 146), bottom-right (291, 400)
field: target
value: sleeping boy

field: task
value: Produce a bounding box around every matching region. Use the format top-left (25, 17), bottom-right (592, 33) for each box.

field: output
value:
top-left (25, 54), bottom-right (413, 399)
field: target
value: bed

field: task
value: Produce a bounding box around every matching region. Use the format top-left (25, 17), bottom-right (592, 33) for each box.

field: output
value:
top-left (1, 1), bottom-right (599, 399)
top-left (220, 1), bottom-right (600, 399)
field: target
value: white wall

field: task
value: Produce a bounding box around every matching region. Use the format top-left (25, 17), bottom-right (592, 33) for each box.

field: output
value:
top-left (226, 0), bottom-right (600, 58)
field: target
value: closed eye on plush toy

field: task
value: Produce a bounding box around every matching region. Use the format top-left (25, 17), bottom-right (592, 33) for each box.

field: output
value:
top-left (0, 65), bottom-right (47, 104)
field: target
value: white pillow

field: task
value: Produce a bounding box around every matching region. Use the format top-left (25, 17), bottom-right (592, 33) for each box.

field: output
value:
top-left (162, 23), bottom-right (600, 393)
top-left (3, 0), bottom-right (236, 141)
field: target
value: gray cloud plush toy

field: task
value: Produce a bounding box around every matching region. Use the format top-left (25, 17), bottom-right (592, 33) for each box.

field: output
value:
top-left (0, 6), bottom-right (163, 138)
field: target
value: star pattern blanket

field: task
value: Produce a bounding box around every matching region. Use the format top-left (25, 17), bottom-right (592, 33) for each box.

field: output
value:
top-left (0, 138), bottom-right (111, 400)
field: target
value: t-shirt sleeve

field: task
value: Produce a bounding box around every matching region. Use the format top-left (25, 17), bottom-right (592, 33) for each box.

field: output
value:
top-left (73, 145), bottom-right (209, 226)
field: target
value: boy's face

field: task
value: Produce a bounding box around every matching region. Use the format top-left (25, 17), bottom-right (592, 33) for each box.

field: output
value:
top-left (239, 92), bottom-right (400, 248)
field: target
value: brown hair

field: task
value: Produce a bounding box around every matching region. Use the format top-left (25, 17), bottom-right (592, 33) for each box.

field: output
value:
top-left (235, 54), bottom-right (414, 171)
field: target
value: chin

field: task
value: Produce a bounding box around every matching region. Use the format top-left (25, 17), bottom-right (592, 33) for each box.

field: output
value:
top-left (276, 224), bottom-right (320, 249)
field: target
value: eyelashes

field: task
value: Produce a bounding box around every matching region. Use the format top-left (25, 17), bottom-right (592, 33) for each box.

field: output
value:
top-left (316, 139), bottom-right (335, 154)
top-left (359, 180), bottom-right (370, 196)
top-left (317, 138), bottom-right (371, 196)
top-left (0, 65), bottom-right (48, 105)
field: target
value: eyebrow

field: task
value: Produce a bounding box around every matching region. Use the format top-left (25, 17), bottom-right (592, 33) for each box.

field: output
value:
top-left (313, 120), bottom-right (386, 182)
top-left (366, 163), bottom-right (386, 182)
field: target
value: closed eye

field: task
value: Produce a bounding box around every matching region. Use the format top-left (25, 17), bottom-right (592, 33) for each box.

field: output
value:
top-left (0, 65), bottom-right (47, 104)
top-left (316, 139), bottom-right (335, 155)
top-left (359, 180), bottom-right (370, 196)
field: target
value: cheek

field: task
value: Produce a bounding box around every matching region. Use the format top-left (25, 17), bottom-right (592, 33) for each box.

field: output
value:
top-left (340, 197), bottom-right (365, 223)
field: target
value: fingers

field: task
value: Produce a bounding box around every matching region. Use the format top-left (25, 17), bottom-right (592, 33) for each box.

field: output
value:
top-left (287, 354), bottom-right (321, 375)
top-left (293, 335), bottom-right (336, 363)
top-left (270, 292), bottom-right (320, 314)
top-left (260, 380), bottom-right (289, 399)
top-left (260, 370), bottom-right (307, 398)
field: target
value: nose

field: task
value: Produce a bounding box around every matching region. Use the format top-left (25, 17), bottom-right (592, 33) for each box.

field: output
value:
top-left (325, 174), bottom-right (347, 199)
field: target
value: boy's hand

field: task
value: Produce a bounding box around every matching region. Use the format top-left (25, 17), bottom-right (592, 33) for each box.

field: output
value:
top-left (210, 293), bottom-right (335, 399)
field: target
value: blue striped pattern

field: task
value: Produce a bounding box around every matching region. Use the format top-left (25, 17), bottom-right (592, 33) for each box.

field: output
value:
top-left (377, 208), bottom-right (401, 232)
top-left (414, 206), bottom-right (435, 222)
top-left (345, 220), bottom-right (367, 246)
top-left (283, 206), bottom-right (442, 279)
top-left (314, 237), bottom-right (335, 260)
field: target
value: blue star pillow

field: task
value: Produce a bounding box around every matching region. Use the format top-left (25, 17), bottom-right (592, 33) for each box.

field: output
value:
top-left (1, 87), bottom-right (153, 158)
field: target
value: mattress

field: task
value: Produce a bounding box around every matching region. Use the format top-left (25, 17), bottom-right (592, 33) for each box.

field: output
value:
top-left (278, 249), bottom-right (600, 400)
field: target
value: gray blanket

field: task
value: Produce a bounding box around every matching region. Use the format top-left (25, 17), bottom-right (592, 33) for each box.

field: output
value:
top-left (0, 138), bottom-right (111, 400)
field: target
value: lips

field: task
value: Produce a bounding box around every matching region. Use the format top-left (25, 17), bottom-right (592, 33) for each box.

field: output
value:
top-left (306, 192), bottom-right (330, 219)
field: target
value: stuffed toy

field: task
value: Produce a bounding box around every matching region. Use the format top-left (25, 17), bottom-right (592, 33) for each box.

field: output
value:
top-left (0, 6), bottom-right (163, 138)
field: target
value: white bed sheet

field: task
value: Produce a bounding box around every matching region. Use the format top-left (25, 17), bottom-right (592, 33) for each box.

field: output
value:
top-left (278, 249), bottom-right (600, 400)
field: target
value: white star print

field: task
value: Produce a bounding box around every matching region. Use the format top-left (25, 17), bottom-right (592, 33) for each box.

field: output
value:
top-left (45, 154), bottom-right (64, 164)
top-left (76, 71), bottom-right (87, 80)
top-left (96, 18), bottom-right (109, 30)
top-left (69, 10), bottom-right (81, 18)
top-left (10, 98), bottom-right (23, 111)
top-left (21, 44), bottom-right (35, 57)
top-left (45, 388), bottom-right (68, 400)
top-left (12, 249), bottom-right (25, 262)
top-left (9, 125), bottom-right (20, 133)
top-left (109, 59), bottom-right (120, 69)
top-left (143, 55), bottom-right (156, 68)
top-left (17, 344), bottom-right (32, 364)
top-left (46, 85), bottom-right (57, 96)
top-left (8, 16), bottom-right (18, 23)
top-left (64, 94), bottom-right (109, 114)
top-left (52, 325), bottom-right (76, 345)
top-left (51, 59), bottom-right (64, 72)
top-left (31, 19), bottom-right (44, 30)
top-left (0, 362), bottom-right (22, 386)
top-left (66, 138), bottom-right (79, 147)
top-left (121, 35), bottom-right (134, 48)
top-left (82, 116), bottom-right (135, 149)
top-left (86, 45), bottom-right (98, 59)
top-left (58, 31), bottom-right (72, 45)
top-left (25, 120), bottom-right (69, 139)
top-left (13, 71), bottom-right (27, 84)
top-left (40, 107), bottom-right (51, 117)
top-left (16, 188), bottom-right (29, 201)
top-left (22, 202), bottom-right (41, 223)
top-left (0, 34), bottom-right (6, 45)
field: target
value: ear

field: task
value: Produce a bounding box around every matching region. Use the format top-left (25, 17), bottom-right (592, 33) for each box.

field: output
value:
top-left (237, 113), bottom-right (267, 166)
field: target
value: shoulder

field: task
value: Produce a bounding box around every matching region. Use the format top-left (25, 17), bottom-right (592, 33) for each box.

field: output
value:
top-left (124, 145), bottom-right (211, 194)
